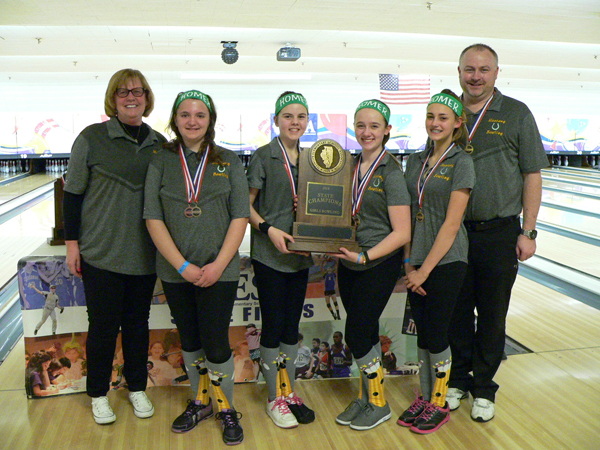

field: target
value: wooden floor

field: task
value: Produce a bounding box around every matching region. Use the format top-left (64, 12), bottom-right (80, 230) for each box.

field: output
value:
top-left (2, 275), bottom-right (599, 450)
top-left (2, 171), bottom-right (600, 449)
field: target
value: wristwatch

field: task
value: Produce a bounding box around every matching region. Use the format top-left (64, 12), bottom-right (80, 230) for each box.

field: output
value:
top-left (520, 229), bottom-right (537, 240)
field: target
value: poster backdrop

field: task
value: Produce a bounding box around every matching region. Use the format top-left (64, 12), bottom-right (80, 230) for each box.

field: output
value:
top-left (5, 111), bottom-right (597, 157)
top-left (20, 255), bottom-right (417, 399)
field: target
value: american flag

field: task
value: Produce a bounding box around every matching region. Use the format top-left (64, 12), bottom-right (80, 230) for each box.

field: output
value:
top-left (379, 74), bottom-right (430, 105)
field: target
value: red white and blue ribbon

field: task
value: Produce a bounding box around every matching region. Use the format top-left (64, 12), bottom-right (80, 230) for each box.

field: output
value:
top-left (417, 143), bottom-right (455, 210)
top-left (277, 137), bottom-right (298, 198)
top-left (466, 92), bottom-right (495, 144)
top-left (352, 149), bottom-right (387, 217)
top-left (179, 144), bottom-right (210, 205)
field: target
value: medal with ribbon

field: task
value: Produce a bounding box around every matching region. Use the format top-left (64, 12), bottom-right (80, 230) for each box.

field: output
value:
top-left (277, 137), bottom-right (298, 201)
top-left (179, 144), bottom-right (210, 218)
top-left (465, 92), bottom-right (495, 154)
top-left (352, 149), bottom-right (387, 226)
top-left (416, 143), bottom-right (455, 222)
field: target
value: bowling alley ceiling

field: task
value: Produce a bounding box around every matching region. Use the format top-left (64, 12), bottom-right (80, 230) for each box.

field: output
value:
top-left (1, 0), bottom-right (599, 87)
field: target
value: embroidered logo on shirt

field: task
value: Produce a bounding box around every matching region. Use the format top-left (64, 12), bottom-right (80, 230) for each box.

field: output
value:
top-left (486, 119), bottom-right (505, 136)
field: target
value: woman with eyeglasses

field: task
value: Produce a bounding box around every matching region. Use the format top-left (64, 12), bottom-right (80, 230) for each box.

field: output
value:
top-left (63, 68), bottom-right (166, 425)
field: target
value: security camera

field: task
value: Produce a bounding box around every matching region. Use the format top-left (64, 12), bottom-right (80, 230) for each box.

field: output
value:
top-left (221, 41), bottom-right (239, 65)
top-left (277, 45), bottom-right (301, 61)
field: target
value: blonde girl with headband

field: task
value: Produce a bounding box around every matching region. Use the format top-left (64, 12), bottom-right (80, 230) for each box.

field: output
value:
top-left (397, 89), bottom-right (474, 434)
top-left (334, 99), bottom-right (411, 431)
top-left (144, 90), bottom-right (250, 445)
top-left (247, 92), bottom-right (316, 429)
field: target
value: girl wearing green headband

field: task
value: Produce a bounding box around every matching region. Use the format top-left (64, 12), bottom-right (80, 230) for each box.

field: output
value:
top-left (398, 89), bottom-right (474, 434)
top-left (246, 91), bottom-right (315, 429)
top-left (165, 90), bottom-right (219, 160)
top-left (145, 90), bottom-right (249, 444)
top-left (333, 100), bottom-right (411, 431)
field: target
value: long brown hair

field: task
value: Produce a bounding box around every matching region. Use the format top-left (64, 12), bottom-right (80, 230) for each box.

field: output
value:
top-left (439, 89), bottom-right (468, 147)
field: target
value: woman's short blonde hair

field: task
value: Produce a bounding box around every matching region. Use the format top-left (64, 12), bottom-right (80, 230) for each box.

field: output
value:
top-left (104, 68), bottom-right (155, 118)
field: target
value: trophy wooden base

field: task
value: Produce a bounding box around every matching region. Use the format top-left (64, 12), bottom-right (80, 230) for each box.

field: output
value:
top-left (288, 222), bottom-right (361, 253)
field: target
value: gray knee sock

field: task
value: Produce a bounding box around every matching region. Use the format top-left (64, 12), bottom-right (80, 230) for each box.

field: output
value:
top-left (260, 345), bottom-right (280, 401)
top-left (280, 342), bottom-right (298, 394)
top-left (207, 354), bottom-right (235, 411)
top-left (182, 349), bottom-right (205, 399)
top-left (418, 347), bottom-right (432, 400)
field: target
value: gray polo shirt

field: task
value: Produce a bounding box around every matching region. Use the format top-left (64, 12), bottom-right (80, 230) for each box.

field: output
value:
top-left (144, 145), bottom-right (250, 283)
top-left (64, 117), bottom-right (165, 275)
top-left (247, 138), bottom-right (313, 273)
top-left (464, 89), bottom-right (549, 221)
top-left (340, 152), bottom-right (411, 271)
top-left (405, 145), bottom-right (475, 266)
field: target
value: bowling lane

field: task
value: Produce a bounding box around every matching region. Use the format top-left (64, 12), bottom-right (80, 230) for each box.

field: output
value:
top-left (538, 205), bottom-right (600, 237)
top-left (0, 173), bottom-right (58, 205)
top-left (545, 167), bottom-right (600, 179)
top-left (543, 171), bottom-right (600, 185)
top-left (543, 178), bottom-right (600, 197)
top-left (0, 197), bottom-right (54, 288)
top-left (536, 230), bottom-right (600, 278)
top-left (542, 186), bottom-right (600, 212)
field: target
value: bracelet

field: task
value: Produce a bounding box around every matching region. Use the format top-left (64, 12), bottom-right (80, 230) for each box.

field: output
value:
top-left (404, 258), bottom-right (410, 264)
top-left (258, 221), bottom-right (272, 234)
top-left (363, 251), bottom-right (371, 264)
top-left (357, 253), bottom-right (363, 265)
top-left (178, 261), bottom-right (190, 274)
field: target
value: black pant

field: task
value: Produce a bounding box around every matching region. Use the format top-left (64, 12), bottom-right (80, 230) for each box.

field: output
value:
top-left (408, 261), bottom-right (467, 354)
top-left (162, 280), bottom-right (237, 364)
top-left (448, 217), bottom-right (520, 401)
top-left (252, 260), bottom-right (309, 348)
top-left (338, 251), bottom-right (403, 360)
top-left (82, 260), bottom-right (156, 397)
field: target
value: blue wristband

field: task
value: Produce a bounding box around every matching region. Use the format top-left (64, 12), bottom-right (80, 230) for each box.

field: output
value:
top-left (357, 253), bottom-right (362, 264)
top-left (404, 258), bottom-right (410, 264)
top-left (178, 261), bottom-right (190, 274)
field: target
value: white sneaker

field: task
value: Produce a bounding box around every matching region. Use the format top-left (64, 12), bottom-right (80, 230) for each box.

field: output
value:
top-left (446, 388), bottom-right (468, 411)
top-left (471, 398), bottom-right (495, 422)
top-left (266, 396), bottom-right (298, 428)
top-left (129, 391), bottom-right (154, 419)
top-left (91, 396), bottom-right (116, 424)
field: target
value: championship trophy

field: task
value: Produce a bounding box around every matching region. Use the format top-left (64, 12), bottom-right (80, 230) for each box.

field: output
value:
top-left (287, 139), bottom-right (360, 253)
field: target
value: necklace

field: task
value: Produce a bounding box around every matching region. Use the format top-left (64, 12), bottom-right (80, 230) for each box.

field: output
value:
top-left (121, 121), bottom-right (143, 143)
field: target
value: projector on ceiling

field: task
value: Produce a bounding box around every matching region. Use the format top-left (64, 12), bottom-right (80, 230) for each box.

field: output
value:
top-left (277, 46), bottom-right (301, 61)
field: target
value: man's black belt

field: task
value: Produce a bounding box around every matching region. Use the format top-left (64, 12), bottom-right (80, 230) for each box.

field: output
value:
top-left (464, 215), bottom-right (518, 232)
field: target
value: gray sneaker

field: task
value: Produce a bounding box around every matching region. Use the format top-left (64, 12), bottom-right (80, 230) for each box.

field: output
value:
top-left (349, 402), bottom-right (392, 430)
top-left (336, 398), bottom-right (367, 425)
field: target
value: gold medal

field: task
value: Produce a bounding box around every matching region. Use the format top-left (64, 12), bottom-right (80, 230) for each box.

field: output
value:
top-left (184, 206), bottom-right (194, 218)
top-left (465, 144), bottom-right (474, 154)
top-left (416, 210), bottom-right (425, 222)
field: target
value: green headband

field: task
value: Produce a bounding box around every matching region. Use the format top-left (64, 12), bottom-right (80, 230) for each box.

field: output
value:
top-left (428, 93), bottom-right (463, 116)
top-left (275, 93), bottom-right (309, 116)
top-left (355, 99), bottom-right (390, 123)
top-left (175, 90), bottom-right (213, 112)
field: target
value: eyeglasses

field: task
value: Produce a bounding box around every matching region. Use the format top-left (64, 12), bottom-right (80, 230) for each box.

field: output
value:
top-left (115, 88), bottom-right (146, 98)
